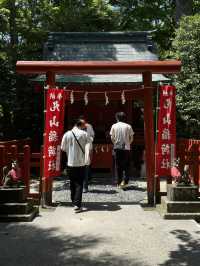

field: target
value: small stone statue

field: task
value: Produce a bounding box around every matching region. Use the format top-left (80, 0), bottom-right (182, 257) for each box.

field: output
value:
top-left (171, 159), bottom-right (193, 186)
top-left (2, 160), bottom-right (22, 187)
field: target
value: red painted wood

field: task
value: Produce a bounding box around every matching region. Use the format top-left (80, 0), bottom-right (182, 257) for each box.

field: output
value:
top-left (11, 145), bottom-right (18, 160)
top-left (92, 144), bottom-right (113, 170)
top-left (42, 71), bottom-right (55, 204)
top-left (16, 60), bottom-right (181, 74)
top-left (23, 145), bottom-right (31, 195)
top-left (0, 145), bottom-right (6, 184)
top-left (143, 72), bottom-right (156, 205)
top-left (39, 146), bottom-right (44, 202)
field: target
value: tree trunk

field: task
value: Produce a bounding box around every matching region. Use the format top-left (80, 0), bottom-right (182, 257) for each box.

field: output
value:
top-left (8, 0), bottom-right (18, 65)
top-left (175, 0), bottom-right (193, 23)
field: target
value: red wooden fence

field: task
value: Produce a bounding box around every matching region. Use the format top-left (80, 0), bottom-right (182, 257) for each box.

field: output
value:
top-left (0, 143), bottom-right (42, 200)
top-left (0, 138), bottom-right (199, 200)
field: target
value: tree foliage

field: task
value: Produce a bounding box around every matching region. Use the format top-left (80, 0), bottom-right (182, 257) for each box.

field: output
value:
top-left (0, 0), bottom-right (116, 140)
top-left (172, 14), bottom-right (200, 138)
top-left (0, 0), bottom-right (200, 141)
top-left (109, 0), bottom-right (176, 53)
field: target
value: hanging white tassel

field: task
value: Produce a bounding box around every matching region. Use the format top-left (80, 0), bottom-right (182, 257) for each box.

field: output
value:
top-left (84, 91), bottom-right (88, 105)
top-left (105, 92), bottom-right (109, 105)
top-left (70, 90), bottom-right (74, 104)
top-left (44, 85), bottom-right (50, 90)
top-left (121, 90), bottom-right (126, 105)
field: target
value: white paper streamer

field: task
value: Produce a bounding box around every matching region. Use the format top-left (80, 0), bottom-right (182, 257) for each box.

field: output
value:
top-left (84, 91), bottom-right (88, 105)
top-left (70, 90), bottom-right (74, 104)
top-left (101, 145), bottom-right (104, 152)
top-left (121, 90), bottom-right (126, 104)
top-left (44, 85), bottom-right (50, 90)
top-left (105, 92), bottom-right (109, 105)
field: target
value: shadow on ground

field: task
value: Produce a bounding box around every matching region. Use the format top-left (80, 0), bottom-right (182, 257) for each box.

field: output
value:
top-left (123, 185), bottom-right (146, 192)
top-left (57, 201), bottom-right (142, 212)
top-left (159, 229), bottom-right (200, 266)
top-left (0, 223), bottom-right (148, 266)
top-left (88, 189), bottom-right (118, 194)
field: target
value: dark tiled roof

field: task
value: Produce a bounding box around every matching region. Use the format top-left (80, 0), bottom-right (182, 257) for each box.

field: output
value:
top-left (44, 32), bottom-right (157, 61)
top-left (33, 32), bottom-right (168, 83)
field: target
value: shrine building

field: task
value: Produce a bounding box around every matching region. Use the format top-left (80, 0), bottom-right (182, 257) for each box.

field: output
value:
top-left (33, 31), bottom-right (168, 175)
top-left (17, 31), bottom-right (181, 205)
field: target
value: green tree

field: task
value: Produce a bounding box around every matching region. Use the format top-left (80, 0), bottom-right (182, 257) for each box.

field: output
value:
top-left (172, 14), bottom-right (200, 138)
top-left (0, 0), bottom-right (117, 140)
top-left (109, 0), bottom-right (176, 53)
top-left (175, 0), bottom-right (193, 23)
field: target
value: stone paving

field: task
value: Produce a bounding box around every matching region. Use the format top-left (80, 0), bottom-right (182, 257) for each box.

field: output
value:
top-left (1, 176), bottom-right (200, 266)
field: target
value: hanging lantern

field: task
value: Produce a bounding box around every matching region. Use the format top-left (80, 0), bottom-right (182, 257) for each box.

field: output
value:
top-left (84, 91), bottom-right (89, 105)
top-left (70, 90), bottom-right (74, 104)
top-left (121, 90), bottom-right (126, 105)
top-left (105, 92), bottom-right (109, 105)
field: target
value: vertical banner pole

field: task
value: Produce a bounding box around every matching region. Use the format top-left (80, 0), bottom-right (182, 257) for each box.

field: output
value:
top-left (42, 71), bottom-right (55, 206)
top-left (143, 72), bottom-right (155, 206)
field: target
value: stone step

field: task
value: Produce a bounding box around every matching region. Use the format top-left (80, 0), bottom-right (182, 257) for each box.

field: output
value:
top-left (161, 197), bottom-right (200, 213)
top-left (0, 207), bottom-right (39, 222)
top-left (0, 202), bottom-right (33, 214)
top-left (0, 187), bottom-right (26, 203)
top-left (163, 212), bottom-right (200, 222)
top-left (27, 197), bottom-right (40, 206)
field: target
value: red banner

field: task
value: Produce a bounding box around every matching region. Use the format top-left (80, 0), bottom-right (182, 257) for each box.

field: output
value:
top-left (156, 85), bottom-right (176, 176)
top-left (43, 89), bottom-right (66, 178)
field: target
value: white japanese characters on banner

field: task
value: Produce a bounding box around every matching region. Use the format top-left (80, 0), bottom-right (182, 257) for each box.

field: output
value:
top-left (156, 85), bottom-right (176, 176)
top-left (44, 89), bottom-right (66, 178)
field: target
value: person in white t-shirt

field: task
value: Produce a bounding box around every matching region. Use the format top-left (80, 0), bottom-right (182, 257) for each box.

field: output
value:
top-left (79, 115), bottom-right (95, 193)
top-left (110, 112), bottom-right (134, 188)
top-left (61, 119), bottom-right (90, 213)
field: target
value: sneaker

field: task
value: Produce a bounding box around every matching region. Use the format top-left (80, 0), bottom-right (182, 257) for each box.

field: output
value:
top-left (74, 206), bottom-right (83, 213)
top-left (120, 180), bottom-right (126, 188)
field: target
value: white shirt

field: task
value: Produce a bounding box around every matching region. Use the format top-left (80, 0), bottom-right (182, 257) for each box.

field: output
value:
top-left (85, 123), bottom-right (95, 142)
top-left (61, 127), bottom-right (90, 167)
top-left (84, 123), bottom-right (95, 165)
top-left (110, 122), bottom-right (134, 150)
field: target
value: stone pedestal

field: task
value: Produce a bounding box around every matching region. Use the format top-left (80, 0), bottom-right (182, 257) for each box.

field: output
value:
top-left (0, 187), bottom-right (38, 222)
top-left (167, 184), bottom-right (199, 201)
top-left (157, 184), bottom-right (200, 222)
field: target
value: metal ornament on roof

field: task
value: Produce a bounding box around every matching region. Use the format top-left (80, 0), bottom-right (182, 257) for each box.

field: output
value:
top-left (84, 91), bottom-right (89, 105)
top-left (105, 92), bottom-right (109, 105)
top-left (70, 90), bottom-right (74, 104)
top-left (121, 90), bottom-right (126, 105)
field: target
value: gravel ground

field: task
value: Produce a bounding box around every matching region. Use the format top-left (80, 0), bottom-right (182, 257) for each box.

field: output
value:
top-left (53, 176), bottom-right (147, 204)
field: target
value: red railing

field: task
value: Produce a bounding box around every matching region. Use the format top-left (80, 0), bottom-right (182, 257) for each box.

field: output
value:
top-left (0, 144), bottom-right (42, 200)
top-left (0, 138), bottom-right (199, 199)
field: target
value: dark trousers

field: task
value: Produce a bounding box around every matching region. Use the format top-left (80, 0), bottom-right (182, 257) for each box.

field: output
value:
top-left (68, 166), bottom-right (85, 208)
top-left (84, 165), bottom-right (91, 190)
top-left (114, 149), bottom-right (131, 185)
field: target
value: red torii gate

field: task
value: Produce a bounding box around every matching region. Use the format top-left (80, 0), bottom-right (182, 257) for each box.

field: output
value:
top-left (16, 60), bottom-right (181, 205)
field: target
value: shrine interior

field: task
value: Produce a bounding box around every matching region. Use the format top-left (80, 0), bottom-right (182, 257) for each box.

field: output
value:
top-left (64, 96), bottom-right (146, 178)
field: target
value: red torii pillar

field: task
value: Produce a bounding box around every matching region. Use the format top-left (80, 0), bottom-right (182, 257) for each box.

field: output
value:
top-left (143, 72), bottom-right (156, 204)
top-left (42, 71), bottom-right (56, 204)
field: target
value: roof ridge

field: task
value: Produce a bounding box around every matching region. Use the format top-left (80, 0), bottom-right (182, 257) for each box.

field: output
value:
top-left (46, 31), bottom-right (152, 44)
